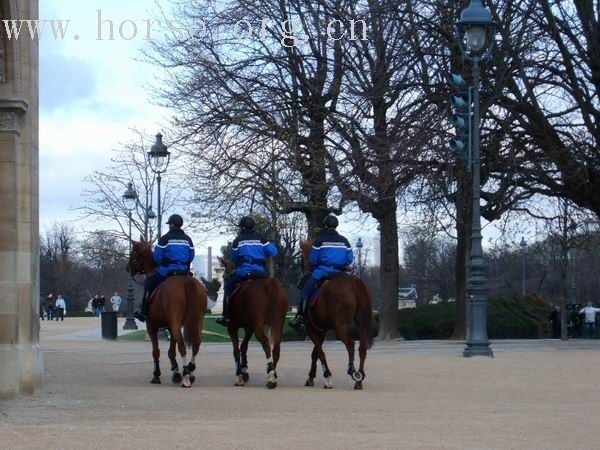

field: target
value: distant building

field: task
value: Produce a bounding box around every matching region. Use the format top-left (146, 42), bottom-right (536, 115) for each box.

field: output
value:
top-left (398, 284), bottom-right (417, 309)
top-left (191, 253), bottom-right (221, 280)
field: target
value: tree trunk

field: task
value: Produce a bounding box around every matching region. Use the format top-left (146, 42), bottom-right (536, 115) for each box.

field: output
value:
top-left (451, 166), bottom-right (472, 340)
top-left (378, 206), bottom-right (400, 341)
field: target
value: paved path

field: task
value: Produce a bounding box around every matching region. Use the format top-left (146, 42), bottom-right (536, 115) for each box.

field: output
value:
top-left (2, 318), bottom-right (600, 449)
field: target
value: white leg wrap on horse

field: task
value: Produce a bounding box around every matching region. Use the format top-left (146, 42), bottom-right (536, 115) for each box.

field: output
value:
top-left (266, 356), bottom-right (273, 365)
top-left (182, 355), bottom-right (188, 367)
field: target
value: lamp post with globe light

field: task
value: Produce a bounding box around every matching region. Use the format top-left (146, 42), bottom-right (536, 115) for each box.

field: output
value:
top-left (454, 0), bottom-right (496, 358)
top-left (122, 182), bottom-right (138, 330)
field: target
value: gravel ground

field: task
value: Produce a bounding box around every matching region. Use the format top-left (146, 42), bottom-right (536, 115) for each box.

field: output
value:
top-left (1, 318), bottom-right (600, 449)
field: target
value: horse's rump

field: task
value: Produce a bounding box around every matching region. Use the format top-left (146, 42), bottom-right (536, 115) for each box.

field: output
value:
top-left (231, 277), bottom-right (287, 330)
top-left (315, 275), bottom-right (374, 349)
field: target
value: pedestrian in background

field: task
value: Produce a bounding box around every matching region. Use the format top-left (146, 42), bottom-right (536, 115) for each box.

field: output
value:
top-left (55, 294), bottom-right (66, 321)
top-left (110, 291), bottom-right (122, 312)
top-left (579, 301), bottom-right (600, 339)
top-left (45, 293), bottom-right (55, 321)
top-left (549, 305), bottom-right (561, 339)
top-left (92, 295), bottom-right (100, 316)
top-left (99, 295), bottom-right (107, 314)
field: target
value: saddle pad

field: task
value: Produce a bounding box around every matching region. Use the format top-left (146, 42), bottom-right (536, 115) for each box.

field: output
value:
top-left (309, 281), bottom-right (328, 309)
top-left (148, 286), bottom-right (162, 305)
top-left (230, 280), bottom-right (251, 300)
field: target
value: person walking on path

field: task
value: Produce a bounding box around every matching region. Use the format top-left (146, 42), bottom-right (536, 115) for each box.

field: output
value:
top-left (92, 295), bottom-right (100, 316)
top-left (110, 291), bottom-right (122, 312)
top-left (549, 305), bottom-right (561, 339)
top-left (579, 302), bottom-right (600, 339)
top-left (55, 295), bottom-right (66, 321)
top-left (45, 293), bottom-right (55, 321)
top-left (99, 295), bottom-right (107, 315)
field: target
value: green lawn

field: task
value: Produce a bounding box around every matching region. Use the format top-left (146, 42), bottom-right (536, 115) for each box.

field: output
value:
top-left (120, 315), bottom-right (297, 342)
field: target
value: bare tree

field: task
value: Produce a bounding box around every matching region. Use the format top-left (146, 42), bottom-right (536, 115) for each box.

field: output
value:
top-left (76, 130), bottom-right (189, 244)
top-left (148, 0), bottom-right (347, 232)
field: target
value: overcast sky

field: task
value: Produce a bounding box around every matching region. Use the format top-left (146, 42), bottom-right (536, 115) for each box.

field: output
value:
top-left (40, 1), bottom-right (513, 262)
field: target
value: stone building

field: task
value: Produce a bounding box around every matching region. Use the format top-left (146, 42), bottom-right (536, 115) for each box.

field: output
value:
top-left (0, 0), bottom-right (42, 399)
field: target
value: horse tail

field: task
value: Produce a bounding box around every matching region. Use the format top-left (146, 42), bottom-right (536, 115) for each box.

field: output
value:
top-left (183, 279), bottom-right (201, 348)
top-left (266, 278), bottom-right (287, 345)
top-left (355, 279), bottom-right (374, 350)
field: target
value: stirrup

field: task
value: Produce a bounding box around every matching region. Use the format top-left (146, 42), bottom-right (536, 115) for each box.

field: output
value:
top-left (134, 310), bottom-right (146, 322)
top-left (215, 316), bottom-right (230, 327)
top-left (289, 315), bottom-right (304, 330)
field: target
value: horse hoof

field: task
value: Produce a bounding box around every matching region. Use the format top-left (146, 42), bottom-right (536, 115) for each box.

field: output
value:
top-left (305, 378), bottom-right (314, 387)
top-left (235, 381), bottom-right (245, 387)
top-left (189, 375), bottom-right (195, 385)
top-left (172, 373), bottom-right (182, 384)
top-left (354, 381), bottom-right (363, 390)
top-left (150, 377), bottom-right (161, 384)
top-left (181, 375), bottom-right (191, 388)
top-left (323, 384), bottom-right (333, 390)
top-left (242, 372), bottom-right (250, 383)
top-left (352, 371), bottom-right (364, 382)
top-left (266, 381), bottom-right (277, 389)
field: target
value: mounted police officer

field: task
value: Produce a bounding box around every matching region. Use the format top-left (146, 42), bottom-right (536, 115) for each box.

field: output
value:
top-left (134, 214), bottom-right (195, 322)
top-left (216, 216), bottom-right (278, 326)
top-left (289, 214), bottom-right (353, 330)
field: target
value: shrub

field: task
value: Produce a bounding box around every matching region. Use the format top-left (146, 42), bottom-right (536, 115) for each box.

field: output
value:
top-left (397, 296), bottom-right (552, 340)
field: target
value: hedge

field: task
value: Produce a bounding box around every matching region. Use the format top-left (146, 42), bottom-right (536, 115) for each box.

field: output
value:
top-left (398, 295), bottom-right (552, 340)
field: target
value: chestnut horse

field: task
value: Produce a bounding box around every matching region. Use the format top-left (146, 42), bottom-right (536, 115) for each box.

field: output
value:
top-left (128, 240), bottom-right (207, 388)
top-left (219, 257), bottom-right (288, 388)
top-left (299, 240), bottom-right (374, 389)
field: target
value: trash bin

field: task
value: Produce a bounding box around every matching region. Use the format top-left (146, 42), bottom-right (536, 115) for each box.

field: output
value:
top-left (101, 311), bottom-right (118, 340)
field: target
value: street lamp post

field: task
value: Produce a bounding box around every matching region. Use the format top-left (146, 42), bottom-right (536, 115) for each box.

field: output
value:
top-left (356, 237), bottom-right (364, 279)
top-left (147, 133), bottom-right (171, 238)
top-left (520, 237), bottom-right (527, 296)
top-left (122, 182), bottom-right (138, 330)
top-left (456, 0), bottom-right (495, 358)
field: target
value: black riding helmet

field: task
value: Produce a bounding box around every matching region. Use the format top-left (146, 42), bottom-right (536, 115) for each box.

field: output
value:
top-left (323, 214), bottom-right (339, 229)
top-left (239, 216), bottom-right (255, 231)
top-left (166, 214), bottom-right (184, 228)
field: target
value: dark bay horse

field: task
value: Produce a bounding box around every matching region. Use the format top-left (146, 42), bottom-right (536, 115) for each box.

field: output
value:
top-left (128, 240), bottom-right (208, 388)
top-left (219, 258), bottom-right (288, 388)
top-left (299, 240), bottom-right (374, 389)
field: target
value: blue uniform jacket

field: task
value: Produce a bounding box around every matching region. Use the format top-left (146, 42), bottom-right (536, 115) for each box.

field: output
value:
top-left (232, 231), bottom-right (278, 276)
top-left (153, 228), bottom-right (195, 277)
top-left (310, 230), bottom-right (353, 280)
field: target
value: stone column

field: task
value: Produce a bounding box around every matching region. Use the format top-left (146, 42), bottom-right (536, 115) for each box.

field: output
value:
top-left (0, 0), bottom-right (42, 399)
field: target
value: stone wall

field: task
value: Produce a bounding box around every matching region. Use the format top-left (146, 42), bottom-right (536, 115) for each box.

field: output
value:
top-left (0, 0), bottom-right (42, 399)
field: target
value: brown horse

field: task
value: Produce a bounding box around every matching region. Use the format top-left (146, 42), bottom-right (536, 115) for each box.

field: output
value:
top-left (219, 257), bottom-right (288, 388)
top-left (299, 239), bottom-right (374, 389)
top-left (128, 239), bottom-right (207, 388)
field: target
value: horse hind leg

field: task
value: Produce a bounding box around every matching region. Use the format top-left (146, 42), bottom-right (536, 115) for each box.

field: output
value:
top-left (255, 326), bottom-right (276, 389)
top-left (168, 337), bottom-right (182, 384)
top-left (355, 333), bottom-right (368, 390)
top-left (227, 326), bottom-right (244, 386)
top-left (240, 328), bottom-right (252, 383)
top-left (336, 323), bottom-right (362, 386)
top-left (170, 324), bottom-right (191, 388)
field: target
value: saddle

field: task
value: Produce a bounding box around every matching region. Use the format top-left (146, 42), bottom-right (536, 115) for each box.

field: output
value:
top-left (230, 272), bottom-right (268, 299)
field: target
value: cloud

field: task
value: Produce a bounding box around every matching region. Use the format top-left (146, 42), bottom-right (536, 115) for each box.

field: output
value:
top-left (40, 49), bottom-right (97, 112)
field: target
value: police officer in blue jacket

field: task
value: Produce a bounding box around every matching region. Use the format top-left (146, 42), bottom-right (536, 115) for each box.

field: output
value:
top-left (216, 216), bottom-right (278, 326)
top-left (134, 214), bottom-right (195, 322)
top-left (289, 215), bottom-right (353, 330)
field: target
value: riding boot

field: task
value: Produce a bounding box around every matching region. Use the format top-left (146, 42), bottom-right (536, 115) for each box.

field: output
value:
top-left (216, 294), bottom-right (230, 327)
top-left (289, 298), bottom-right (306, 330)
top-left (134, 290), bottom-right (149, 322)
